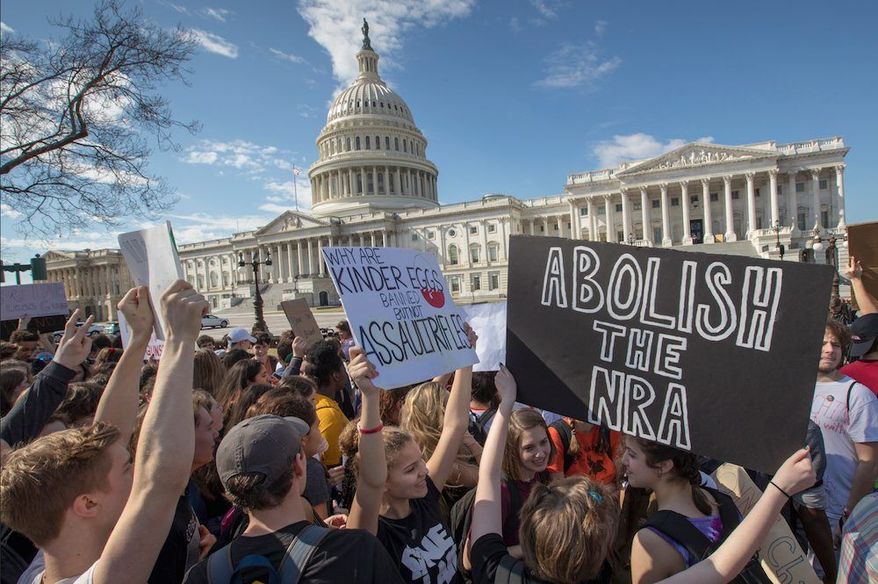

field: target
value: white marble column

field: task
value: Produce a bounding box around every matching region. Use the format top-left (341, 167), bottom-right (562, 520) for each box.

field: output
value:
top-left (275, 245), bottom-right (284, 282)
top-left (305, 239), bottom-right (313, 275)
top-left (701, 178), bottom-right (714, 243)
top-left (680, 181), bottom-right (692, 244)
top-left (660, 183), bottom-right (671, 246)
top-left (285, 243), bottom-right (294, 282)
top-left (605, 194), bottom-right (616, 243)
top-left (723, 175), bottom-right (736, 242)
top-left (811, 169), bottom-right (821, 230)
top-left (835, 164), bottom-right (846, 228)
top-left (768, 170), bottom-right (779, 228)
top-left (317, 238), bottom-right (325, 277)
top-left (640, 187), bottom-right (651, 244)
top-left (439, 227), bottom-right (447, 268)
top-left (620, 190), bottom-right (631, 242)
top-left (500, 218), bottom-right (509, 259)
top-left (745, 172), bottom-right (757, 238)
top-left (787, 172), bottom-right (798, 232)
top-left (381, 230), bottom-right (387, 247)
top-left (587, 199), bottom-right (596, 241)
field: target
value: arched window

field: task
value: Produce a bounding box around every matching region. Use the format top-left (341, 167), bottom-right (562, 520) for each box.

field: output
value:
top-left (346, 138), bottom-right (351, 151)
top-left (469, 244), bottom-right (481, 264)
top-left (365, 136), bottom-right (371, 150)
top-left (355, 136), bottom-right (361, 150)
top-left (448, 244), bottom-right (459, 265)
top-left (385, 136), bottom-right (390, 150)
top-left (395, 137), bottom-right (399, 151)
top-left (403, 140), bottom-right (407, 153)
top-left (375, 136), bottom-right (380, 150)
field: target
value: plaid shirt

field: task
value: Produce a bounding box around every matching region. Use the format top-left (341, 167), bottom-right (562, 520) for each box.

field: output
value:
top-left (838, 492), bottom-right (878, 584)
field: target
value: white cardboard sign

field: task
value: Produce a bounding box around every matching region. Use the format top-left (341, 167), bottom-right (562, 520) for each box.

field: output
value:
top-left (322, 246), bottom-right (478, 389)
top-left (118, 221), bottom-right (184, 341)
top-left (463, 301), bottom-right (507, 372)
top-left (0, 282), bottom-right (69, 321)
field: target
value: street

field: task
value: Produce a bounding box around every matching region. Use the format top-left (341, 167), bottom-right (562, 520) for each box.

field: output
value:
top-left (198, 308), bottom-right (348, 339)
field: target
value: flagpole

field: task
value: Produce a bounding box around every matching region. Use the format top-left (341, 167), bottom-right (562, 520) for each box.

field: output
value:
top-left (292, 166), bottom-right (299, 212)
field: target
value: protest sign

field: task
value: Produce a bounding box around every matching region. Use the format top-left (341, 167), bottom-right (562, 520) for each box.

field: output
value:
top-left (847, 221), bottom-right (878, 305)
top-left (322, 246), bottom-right (478, 389)
top-left (118, 312), bottom-right (164, 361)
top-left (463, 302), bottom-right (506, 372)
top-left (505, 235), bottom-right (833, 473)
top-left (280, 298), bottom-right (323, 347)
top-left (118, 221), bottom-right (184, 341)
top-left (0, 282), bottom-right (68, 321)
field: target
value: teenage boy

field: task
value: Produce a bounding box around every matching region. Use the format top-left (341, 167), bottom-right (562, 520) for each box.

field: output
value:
top-left (1, 281), bottom-right (208, 584)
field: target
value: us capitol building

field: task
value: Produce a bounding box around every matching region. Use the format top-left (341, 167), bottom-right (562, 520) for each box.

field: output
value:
top-left (44, 26), bottom-right (850, 320)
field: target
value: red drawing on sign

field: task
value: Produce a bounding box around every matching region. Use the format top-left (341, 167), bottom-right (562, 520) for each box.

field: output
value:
top-left (421, 288), bottom-right (445, 308)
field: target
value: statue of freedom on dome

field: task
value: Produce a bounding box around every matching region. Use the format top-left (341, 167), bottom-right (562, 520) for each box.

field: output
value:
top-left (361, 18), bottom-right (372, 50)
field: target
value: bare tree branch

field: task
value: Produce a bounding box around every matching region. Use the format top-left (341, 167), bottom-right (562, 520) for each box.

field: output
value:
top-left (0, 0), bottom-right (199, 237)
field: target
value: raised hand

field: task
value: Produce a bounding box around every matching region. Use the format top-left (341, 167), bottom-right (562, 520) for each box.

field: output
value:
top-left (464, 322), bottom-right (478, 350)
top-left (292, 335), bottom-right (306, 358)
top-left (53, 309), bottom-right (94, 370)
top-left (772, 448), bottom-right (816, 497)
top-left (348, 346), bottom-right (380, 396)
top-left (160, 280), bottom-right (208, 342)
top-left (117, 286), bottom-right (154, 341)
top-left (494, 364), bottom-right (517, 410)
top-left (843, 256), bottom-right (863, 281)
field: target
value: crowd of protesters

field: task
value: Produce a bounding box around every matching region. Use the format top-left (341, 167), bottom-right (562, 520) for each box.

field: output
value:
top-left (0, 257), bottom-right (874, 584)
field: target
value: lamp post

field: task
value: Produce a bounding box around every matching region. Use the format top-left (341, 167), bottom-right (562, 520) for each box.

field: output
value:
top-left (811, 227), bottom-right (824, 265)
top-left (626, 232), bottom-right (637, 246)
top-left (771, 220), bottom-right (785, 261)
top-left (238, 250), bottom-right (272, 333)
top-left (1, 254), bottom-right (48, 284)
top-left (826, 235), bottom-right (840, 298)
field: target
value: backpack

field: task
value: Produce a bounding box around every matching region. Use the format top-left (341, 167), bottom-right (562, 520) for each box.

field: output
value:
top-left (468, 406), bottom-right (498, 446)
top-left (644, 487), bottom-right (771, 584)
top-left (449, 478), bottom-right (522, 582)
top-left (549, 420), bottom-right (612, 473)
top-left (206, 524), bottom-right (330, 584)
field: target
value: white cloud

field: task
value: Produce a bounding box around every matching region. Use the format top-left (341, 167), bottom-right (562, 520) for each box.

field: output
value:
top-left (269, 48), bottom-right (306, 65)
top-left (0, 21), bottom-right (14, 34)
top-left (593, 133), bottom-right (715, 168)
top-left (594, 20), bottom-right (607, 37)
top-left (1, 203), bottom-right (23, 219)
top-left (185, 150), bottom-right (219, 164)
top-left (186, 29), bottom-right (239, 58)
top-left (530, 0), bottom-right (562, 19)
top-left (203, 8), bottom-right (232, 22)
top-left (536, 42), bottom-right (621, 89)
top-left (297, 0), bottom-right (475, 84)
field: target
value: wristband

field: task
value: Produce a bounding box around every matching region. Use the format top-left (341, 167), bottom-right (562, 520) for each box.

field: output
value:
top-left (769, 480), bottom-right (792, 499)
top-left (358, 423), bottom-right (384, 435)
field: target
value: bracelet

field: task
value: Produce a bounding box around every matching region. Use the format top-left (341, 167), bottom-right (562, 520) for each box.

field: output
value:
top-left (358, 423), bottom-right (384, 435)
top-left (769, 480), bottom-right (792, 499)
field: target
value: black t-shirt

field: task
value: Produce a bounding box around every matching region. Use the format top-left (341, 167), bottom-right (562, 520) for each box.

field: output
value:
top-left (183, 521), bottom-right (404, 584)
top-left (471, 533), bottom-right (612, 584)
top-left (150, 492), bottom-right (199, 583)
top-left (377, 477), bottom-right (460, 584)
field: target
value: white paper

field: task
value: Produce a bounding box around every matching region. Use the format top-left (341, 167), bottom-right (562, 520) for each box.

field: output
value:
top-left (118, 312), bottom-right (165, 361)
top-left (0, 282), bottom-right (69, 321)
top-left (322, 246), bottom-right (479, 389)
top-left (463, 301), bottom-right (507, 372)
top-left (117, 221), bottom-right (184, 340)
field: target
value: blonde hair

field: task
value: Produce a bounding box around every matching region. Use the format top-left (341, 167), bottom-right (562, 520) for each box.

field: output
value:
top-left (502, 408), bottom-right (553, 481)
top-left (400, 382), bottom-right (446, 460)
top-left (193, 348), bottom-right (227, 396)
top-left (519, 477), bottom-right (619, 584)
top-left (0, 422), bottom-right (121, 545)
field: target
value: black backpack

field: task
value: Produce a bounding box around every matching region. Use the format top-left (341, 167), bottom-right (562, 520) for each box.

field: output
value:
top-left (449, 478), bottom-right (522, 582)
top-left (468, 406), bottom-right (498, 446)
top-left (644, 487), bottom-right (771, 584)
top-left (206, 524), bottom-right (330, 584)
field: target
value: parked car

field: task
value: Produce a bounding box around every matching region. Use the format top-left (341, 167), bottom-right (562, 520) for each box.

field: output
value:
top-left (104, 321), bottom-right (120, 336)
top-left (201, 314), bottom-right (229, 329)
top-left (52, 322), bottom-right (104, 342)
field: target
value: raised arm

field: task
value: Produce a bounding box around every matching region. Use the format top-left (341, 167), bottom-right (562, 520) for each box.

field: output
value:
top-left (346, 346), bottom-right (385, 535)
top-left (94, 280), bottom-right (207, 584)
top-left (471, 365), bottom-right (516, 543)
top-left (846, 257), bottom-right (877, 315)
top-left (659, 449), bottom-right (816, 584)
top-left (427, 325), bottom-right (477, 491)
top-left (0, 311), bottom-right (93, 447)
top-left (94, 287), bottom-right (154, 442)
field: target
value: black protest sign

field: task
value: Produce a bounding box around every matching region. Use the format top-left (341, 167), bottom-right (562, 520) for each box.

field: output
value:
top-left (1, 315), bottom-right (68, 341)
top-left (506, 236), bottom-right (833, 473)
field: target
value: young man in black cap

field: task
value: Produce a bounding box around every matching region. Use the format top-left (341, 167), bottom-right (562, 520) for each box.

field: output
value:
top-left (183, 414), bottom-right (404, 583)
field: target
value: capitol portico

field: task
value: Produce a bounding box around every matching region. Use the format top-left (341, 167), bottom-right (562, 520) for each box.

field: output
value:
top-left (44, 24), bottom-right (851, 314)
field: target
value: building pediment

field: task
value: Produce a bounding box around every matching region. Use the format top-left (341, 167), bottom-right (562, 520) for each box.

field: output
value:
top-left (42, 250), bottom-right (75, 261)
top-left (255, 210), bottom-right (327, 236)
top-left (617, 143), bottom-right (777, 176)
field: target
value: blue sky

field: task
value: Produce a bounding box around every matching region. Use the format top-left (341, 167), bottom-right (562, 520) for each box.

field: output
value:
top-left (2, 0), bottom-right (876, 283)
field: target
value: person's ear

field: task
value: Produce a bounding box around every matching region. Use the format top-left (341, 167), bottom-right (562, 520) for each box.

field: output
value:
top-left (71, 493), bottom-right (101, 519)
top-left (658, 459), bottom-right (674, 477)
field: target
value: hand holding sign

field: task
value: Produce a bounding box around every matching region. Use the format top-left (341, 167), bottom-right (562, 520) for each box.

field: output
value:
top-left (53, 310), bottom-right (94, 371)
top-left (495, 365), bottom-right (517, 411)
top-left (160, 280), bottom-right (209, 343)
top-left (772, 448), bottom-right (816, 498)
top-left (349, 346), bottom-right (381, 397)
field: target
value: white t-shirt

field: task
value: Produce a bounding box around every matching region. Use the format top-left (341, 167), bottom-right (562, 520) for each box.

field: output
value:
top-left (19, 551), bottom-right (97, 584)
top-left (810, 376), bottom-right (878, 523)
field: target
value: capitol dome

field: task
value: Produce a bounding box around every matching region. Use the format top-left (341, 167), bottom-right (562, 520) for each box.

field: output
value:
top-left (309, 21), bottom-right (439, 217)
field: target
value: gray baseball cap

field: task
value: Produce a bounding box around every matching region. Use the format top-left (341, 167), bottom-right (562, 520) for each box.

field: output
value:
top-left (215, 414), bottom-right (310, 487)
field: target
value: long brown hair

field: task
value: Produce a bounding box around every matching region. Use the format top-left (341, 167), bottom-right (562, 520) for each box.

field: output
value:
top-left (502, 408), bottom-right (553, 481)
top-left (634, 437), bottom-right (712, 515)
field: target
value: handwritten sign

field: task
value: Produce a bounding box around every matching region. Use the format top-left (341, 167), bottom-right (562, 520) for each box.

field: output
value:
top-left (322, 246), bottom-right (478, 389)
top-left (118, 221), bottom-right (184, 341)
top-left (281, 298), bottom-right (323, 348)
top-left (0, 283), bottom-right (69, 321)
top-left (506, 236), bottom-right (833, 473)
top-left (847, 221), bottom-right (878, 305)
top-left (462, 302), bottom-right (506, 372)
